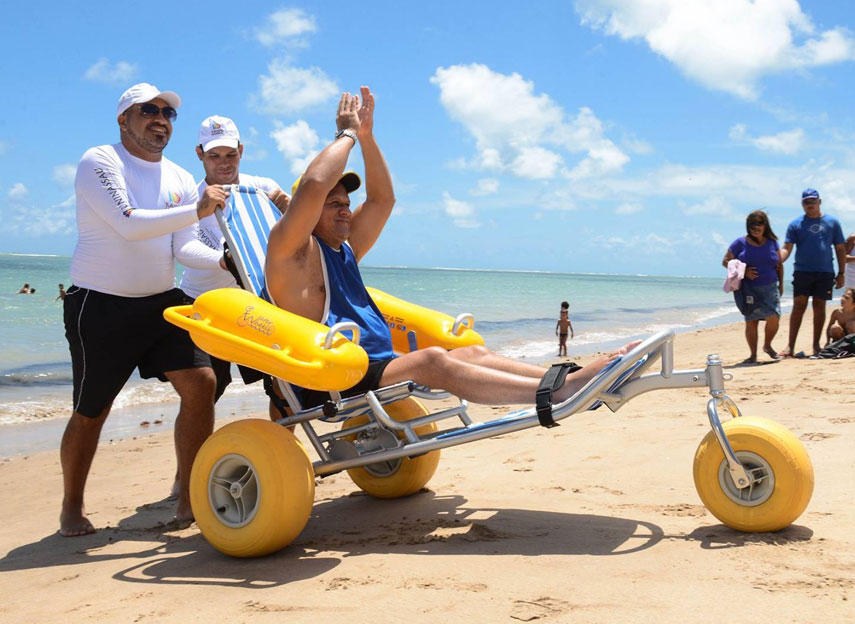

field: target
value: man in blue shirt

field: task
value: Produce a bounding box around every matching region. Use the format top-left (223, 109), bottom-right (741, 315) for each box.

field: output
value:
top-left (779, 188), bottom-right (847, 356)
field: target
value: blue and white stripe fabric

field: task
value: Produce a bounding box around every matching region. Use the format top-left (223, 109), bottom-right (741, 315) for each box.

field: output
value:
top-left (215, 185), bottom-right (281, 302)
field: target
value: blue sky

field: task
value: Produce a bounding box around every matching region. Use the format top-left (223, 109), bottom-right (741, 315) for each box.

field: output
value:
top-left (2, 0), bottom-right (854, 276)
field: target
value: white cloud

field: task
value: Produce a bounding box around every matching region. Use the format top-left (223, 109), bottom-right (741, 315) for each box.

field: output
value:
top-left (431, 63), bottom-right (629, 180)
top-left (470, 178), bottom-right (500, 196)
top-left (1, 193), bottom-right (75, 236)
top-left (442, 192), bottom-right (480, 228)
top-left (575, 0), bottom-right (855, 99)
top-left (270, 119), bottom-right (320, 175)
top-left (684, 195), bottom-right (739, 220)
top-left (83, 58), bottom-right (138, 85)
top-left (511, 146), bottom-right (564, 179)
top-left (239, 126), bottom-right (269, 161)
top-left (52, 163), bottom-right (76, 187)
top-left (253, 59), bottom-right (339, 115)
top-left (729, 124), bottom-right (805, 155)
top-left (616, 202), bottom-right (642, 214)
top-left (8, 182), bottom-right (28, 201)
top-left (255, 8), bottom-right (317, 46)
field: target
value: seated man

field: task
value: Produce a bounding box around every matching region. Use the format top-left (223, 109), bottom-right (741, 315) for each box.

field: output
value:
top-left (266, 87), bottom-right (636, 409)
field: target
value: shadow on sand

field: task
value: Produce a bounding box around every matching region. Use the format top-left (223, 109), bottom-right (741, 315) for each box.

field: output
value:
top-left (0, 490), bottom-right (812, 588)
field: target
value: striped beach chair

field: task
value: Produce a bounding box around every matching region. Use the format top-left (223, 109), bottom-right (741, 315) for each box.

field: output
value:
top-left (216, 184), bottom-right (281, 302)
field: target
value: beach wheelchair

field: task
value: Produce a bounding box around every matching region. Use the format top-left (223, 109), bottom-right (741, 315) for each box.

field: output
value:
top-left (164, 186), bottom-right (814, 557)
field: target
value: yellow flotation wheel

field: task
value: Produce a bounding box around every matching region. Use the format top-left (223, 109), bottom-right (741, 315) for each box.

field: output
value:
top-left (190, 419), bottom-right (315, 557)
top-left (693, 416), bottom-right (813, 532)
top-left (340, 398), bottom-right (441, 498)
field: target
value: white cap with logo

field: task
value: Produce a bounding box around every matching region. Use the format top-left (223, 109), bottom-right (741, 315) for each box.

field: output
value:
top-left (199, 115), bottom-right (240, 151)
top-left (116, 83), bottom-right (181, 117)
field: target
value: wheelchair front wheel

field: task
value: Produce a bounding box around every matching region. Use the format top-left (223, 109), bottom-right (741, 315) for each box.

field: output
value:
top-left (693, 416), bottom-right (813, 532)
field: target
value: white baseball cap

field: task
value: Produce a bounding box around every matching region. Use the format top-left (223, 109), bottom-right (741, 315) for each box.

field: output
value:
top-left (198, 115), bottom-right (240, 151)
top-left (116, 83), bottom-right (181, 117)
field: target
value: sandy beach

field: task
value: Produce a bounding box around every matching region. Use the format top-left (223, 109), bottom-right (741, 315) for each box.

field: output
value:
top-left (1, 316), bottom-right (853, 623)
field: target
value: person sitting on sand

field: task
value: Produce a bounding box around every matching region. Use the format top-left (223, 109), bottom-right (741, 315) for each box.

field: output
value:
top-left (825, 288), bottom-right (855, 345)
top-left (555, 301), bottom-right (574, 357)
top-left (265, 87), bottom-right (638, 411)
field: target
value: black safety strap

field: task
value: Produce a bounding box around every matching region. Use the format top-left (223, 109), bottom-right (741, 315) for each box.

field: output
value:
top-left (536, 362), bottom-right (582, 428)
top-left (222, 241), bottom-right (245, 289)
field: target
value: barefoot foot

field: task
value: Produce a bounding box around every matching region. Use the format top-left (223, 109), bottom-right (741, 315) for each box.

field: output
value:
top-left (59, 511), bottom-right (95, 537)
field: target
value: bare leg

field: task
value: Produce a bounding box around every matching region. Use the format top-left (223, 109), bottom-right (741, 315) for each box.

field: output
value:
top-left (744, 320), bottom-right (759, 362)
top-left (60, 406), bottom-right (110, 536)
top-left (447, 345), bottom-right (546, 379)
top-left (811, 298), bottom-right (826, 355)
top-left (381, 342), bottom-right (639, 406)
top-left (829, 325), bottom-right (844, 342)
top-left (762, 315), bottom-right (780, 358)
top-left (781, 295), bottom-right (808, 355)
top-left (165, 367), bottom-right (216, 526)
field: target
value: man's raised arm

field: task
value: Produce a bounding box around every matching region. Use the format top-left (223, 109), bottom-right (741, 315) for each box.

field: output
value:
top-left (348, 86), bottom-right (395, 262)
top-left (267, 92), bottom-right (362, 261)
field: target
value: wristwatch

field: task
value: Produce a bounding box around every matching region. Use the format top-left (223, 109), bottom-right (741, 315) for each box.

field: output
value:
top-left (335, 128), bottom-right (357, 144)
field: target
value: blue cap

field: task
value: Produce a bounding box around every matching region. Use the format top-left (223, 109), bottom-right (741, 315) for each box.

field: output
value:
top-left (801, 188), bottom-right (820, 201)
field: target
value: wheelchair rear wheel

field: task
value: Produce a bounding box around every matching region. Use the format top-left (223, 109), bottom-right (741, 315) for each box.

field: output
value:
top-left (341, 397), bottom-right (441, 498)
top-left (190, 419), bottom-right (315, 557)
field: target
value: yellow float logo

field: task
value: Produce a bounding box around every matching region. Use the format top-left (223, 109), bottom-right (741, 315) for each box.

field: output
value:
top-left (236, 306), bottom-right (275, 336)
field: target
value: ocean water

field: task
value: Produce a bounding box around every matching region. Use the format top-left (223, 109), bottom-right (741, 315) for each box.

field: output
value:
top-left (0, 253), bottom-right (781, 430)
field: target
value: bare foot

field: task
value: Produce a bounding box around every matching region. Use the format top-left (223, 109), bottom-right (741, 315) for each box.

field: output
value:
top-left (740, 356), bottom-right (757, 365)
top-left (777, 346), bottom-right (793, 358)
top-left (174, 498), bottom-right (194, 530)
top-left (763, 345), bottom-right (779, 360)
top-left (59, 510), bottom-right (95, 537)
top-left (554, 340), bottom-right (641, 402)
top-left (167, 477), bottom-right (180, 501)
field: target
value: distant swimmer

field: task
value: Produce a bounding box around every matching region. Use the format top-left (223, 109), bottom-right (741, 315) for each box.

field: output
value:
top-left (17, 283), bottom-right (30, 294)
top-left (555, 301), bottom-right (574, 357)
top-left (56, 284), bottom-right (66, 301)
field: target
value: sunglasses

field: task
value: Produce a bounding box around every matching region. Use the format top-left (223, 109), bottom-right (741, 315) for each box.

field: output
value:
top-left (748, 221), bottom-right (766, 227)
top-left (802, 199), bottom-right (819, 205)
top-left (137, 102), bottom-right (178, 122)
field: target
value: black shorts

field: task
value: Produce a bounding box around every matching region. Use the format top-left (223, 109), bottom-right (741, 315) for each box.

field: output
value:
top-left (792, 271), bottom-right (835, 300)
top-left (299, 358), bottom-right (395, 409)
top-left (64, 286), bottom-right (212, 418)
top-left (209, 356), bottom-right (265, 402)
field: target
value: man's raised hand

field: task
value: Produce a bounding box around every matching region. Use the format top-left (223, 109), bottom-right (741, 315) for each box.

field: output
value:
top-left (336, 92), bottom-right (361, 135)
top-left (357, 86), bottom-right (374, 139)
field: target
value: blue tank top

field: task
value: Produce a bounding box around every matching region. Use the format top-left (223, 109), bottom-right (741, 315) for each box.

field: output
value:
top-left (317, 237), bottom-right (396, 361)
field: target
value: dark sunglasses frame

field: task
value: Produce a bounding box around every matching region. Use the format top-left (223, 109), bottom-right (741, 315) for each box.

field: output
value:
top-left (137, 102), bottom-right (178, 122)
top-left (748, 221), bottom-right (766, 227)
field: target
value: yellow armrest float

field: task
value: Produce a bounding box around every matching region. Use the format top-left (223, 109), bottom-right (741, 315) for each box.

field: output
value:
top-left (367, 287), bottom-right (484, 354)
top-left (163, 288), bottom-right (368, 391)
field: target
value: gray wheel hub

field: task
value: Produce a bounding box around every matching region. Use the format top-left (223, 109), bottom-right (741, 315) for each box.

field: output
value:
top-left (717, 450), bottom-right (775, 507)
top-left (208, 453), bottom-right (261, 528)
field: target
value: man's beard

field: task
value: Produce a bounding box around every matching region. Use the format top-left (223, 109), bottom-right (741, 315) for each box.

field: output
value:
top-left (126, 123), bottom-right (169, 154)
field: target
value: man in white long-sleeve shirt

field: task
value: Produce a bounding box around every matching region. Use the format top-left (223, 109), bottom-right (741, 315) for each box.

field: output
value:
top-left (61, 83), bottom-right (228, 537)
top-left (175, 116), bottom-right (289, 402)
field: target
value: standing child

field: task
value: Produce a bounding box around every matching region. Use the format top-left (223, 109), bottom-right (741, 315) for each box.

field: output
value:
top-left (555, 301), bottom-right (574, 357)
